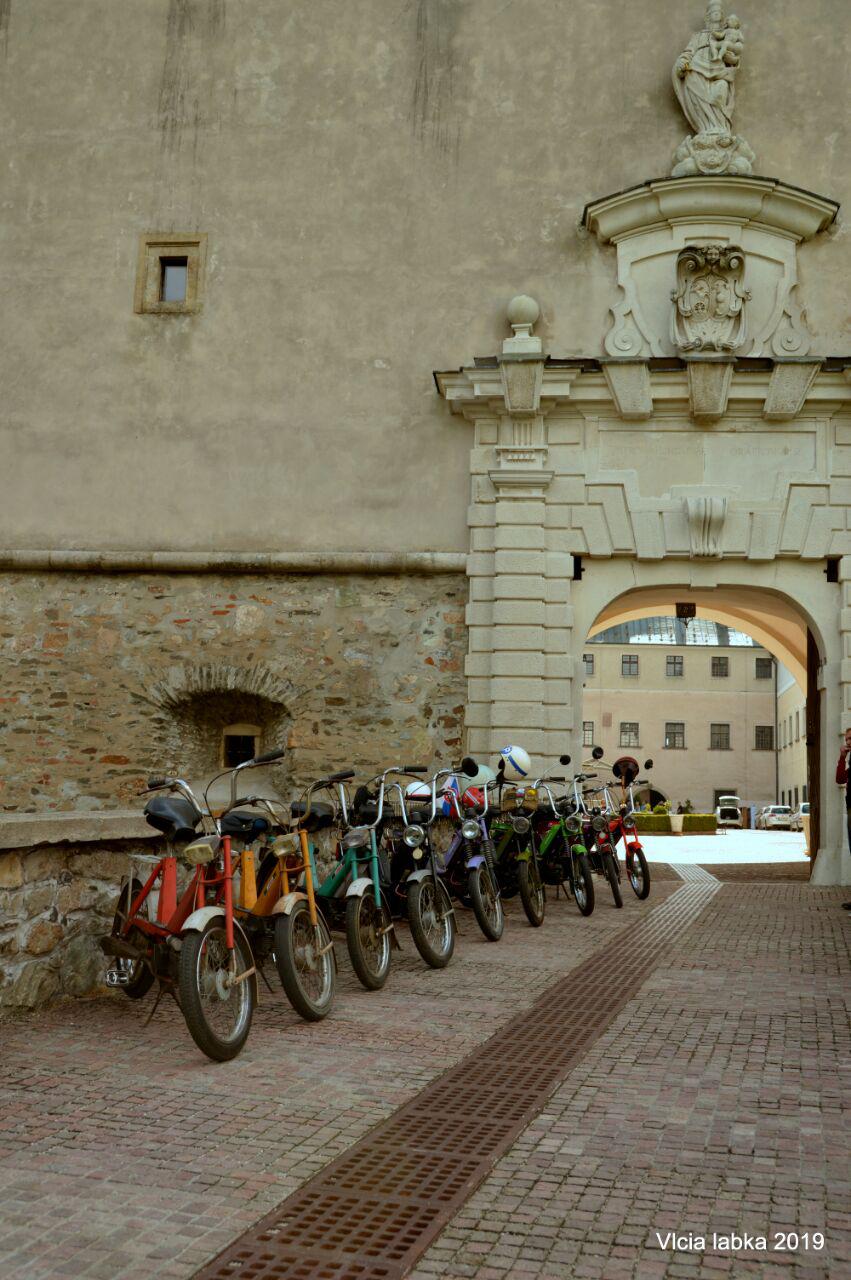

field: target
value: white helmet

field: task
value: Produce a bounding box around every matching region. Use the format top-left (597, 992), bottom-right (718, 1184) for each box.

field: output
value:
top-left (405, 779), bottom-right (431, 803)
top-left (462, 763), bottom-right (496, 788)
top-left (498, 745), bottom-right (531, 780)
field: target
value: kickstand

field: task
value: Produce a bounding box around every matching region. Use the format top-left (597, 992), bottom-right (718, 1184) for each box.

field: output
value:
top-left (143, 980), bottom-right (179, 1026)
top-left (259, 964), bottom-right (276, 995)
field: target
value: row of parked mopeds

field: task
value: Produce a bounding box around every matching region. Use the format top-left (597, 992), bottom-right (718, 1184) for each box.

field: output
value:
top-left (100, 743), bottom-right (655, 1061)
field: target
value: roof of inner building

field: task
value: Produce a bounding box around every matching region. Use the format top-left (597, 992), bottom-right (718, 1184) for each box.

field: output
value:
top-left (588, 617), bottom-right (762, 647)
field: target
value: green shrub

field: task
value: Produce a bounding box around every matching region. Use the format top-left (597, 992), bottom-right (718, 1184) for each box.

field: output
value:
top-left (683, 813), bottom-right (717, 833)
top-left (634, 813), bottom-right (672, 833)
top-left (652, 800), bottom-right (671, 814)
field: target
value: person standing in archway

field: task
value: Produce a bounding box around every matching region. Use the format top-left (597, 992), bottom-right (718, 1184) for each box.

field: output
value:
top-left (835, 727), bottom-right (851, 909)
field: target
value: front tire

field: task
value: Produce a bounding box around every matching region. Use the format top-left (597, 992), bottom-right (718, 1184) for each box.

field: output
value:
top-left (407, 875), bottom-right (456, 969)
top-left (345, 893), bottom-right (392, 990)
top-left (626, 847), bottom-right (651, 900)
top-left (274, 902), bottom-right (335, 1021)
top-left (178, 920), bottom-right (255, 1062)
top-left (602, 851), bottom-right (623, 909)
top-left (468, 864), bottom-right (504, 941)
top-left (518, 858), bottom-right (546, 927)
top-left (573, 854), bottom-right (595, 917)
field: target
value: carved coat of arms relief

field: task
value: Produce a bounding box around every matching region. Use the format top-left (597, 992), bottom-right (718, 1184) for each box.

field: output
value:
top-left (671, 244), bottom-right (750, 353)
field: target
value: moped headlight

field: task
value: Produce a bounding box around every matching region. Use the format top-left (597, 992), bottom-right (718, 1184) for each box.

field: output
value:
top-left (403, 824), bottom-right (425, 849)
top-left (592, 815), bottom-right (607, 833)
top-left (564, 815), bottom-right (581, 836)
top-left (461, 819), bottom-right (480, 840)
top-left (511, 815), bottom-right (530, 834)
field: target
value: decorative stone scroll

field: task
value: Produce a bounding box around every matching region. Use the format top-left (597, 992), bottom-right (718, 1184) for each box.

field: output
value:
top-left (684, 496), bottom-right (727, 557)
top-left (671, 244), bottom-right (750, 353)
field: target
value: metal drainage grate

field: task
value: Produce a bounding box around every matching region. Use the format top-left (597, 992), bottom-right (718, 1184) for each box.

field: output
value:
top-left (195, 879), bottom-right (717, 1280)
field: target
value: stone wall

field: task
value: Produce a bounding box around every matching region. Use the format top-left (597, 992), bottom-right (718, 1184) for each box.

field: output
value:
top-left (0, 572), bottom-right (468, 813)
top-left (0, 840), bottom-right (153, 1012)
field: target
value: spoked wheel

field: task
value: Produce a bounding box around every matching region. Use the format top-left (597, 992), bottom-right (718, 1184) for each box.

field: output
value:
top-left (108, 879), bottom-right (154, 1000)
top-left (468, 864), bottom-right (504, 941)
top-left (518, 858), bottom-right (546, 927)
top-left (178, 920), bottom-right (255, 1061)
top-left (274, 902), bottom-right (335, 1021)
top-left (602, 851), bottom-right (623, 909)
top-left (407, 875), bottom-right (456, 969)
top-left (345, 893), bottom-right (392, 990)
top-left (572, 854), bottom-right (595, 917)
top-left (626, 847), bottom-right (651, 900)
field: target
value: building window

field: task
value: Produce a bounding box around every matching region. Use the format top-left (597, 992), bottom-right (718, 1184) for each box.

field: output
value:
top-left (789, 715), bottom-right (793, 745)
top-left (711, 656), bottom-right (729, 677)
top-left (803, 784), bottom-right (808, 802)
top-left (664, 722), bottom-right (685, 749)
top-left (781, 722), bottom-right (786, 749)
top-left (620, 722), bottom-right (640, 748)
top-left (582, 720), bottom-right (594, 747)
top-left (222, 723), bottom-right (261, 767)
top-left (666, 655), bottom-right (684, 678)
top-left (622, 654), bottom-right (639, 678)
top-left (135, 233), bottom-right (207, 314)
top-left (710, 723), bottom-right (731, 750)
top-left (754, 725), bottom-right (774, 751)
top-left (755, 656), bottom-right (773, 679)
top-left (583, 653), bottom-right (595, 676)
top-left (795, 709), bottom-right (801, 741)
top-left (794, 786), bottom-right (799, 807)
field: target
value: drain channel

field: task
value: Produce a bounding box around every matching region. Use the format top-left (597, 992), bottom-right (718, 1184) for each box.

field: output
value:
top-left (195, 879), bottom-right (717, 1280)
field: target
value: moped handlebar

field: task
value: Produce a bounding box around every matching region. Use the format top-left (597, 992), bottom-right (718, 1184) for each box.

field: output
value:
top-left (252, 747), bottom-right (285, 765)
top-left (146, 776), bottom-right (168, 790)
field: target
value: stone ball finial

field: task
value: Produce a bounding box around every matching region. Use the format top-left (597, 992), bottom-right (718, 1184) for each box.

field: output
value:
top-left (507, 294), bottom-right (540, 328)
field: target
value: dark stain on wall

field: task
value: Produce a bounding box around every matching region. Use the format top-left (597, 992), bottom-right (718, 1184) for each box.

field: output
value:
top-left (411, 0), bottom-right (461, 158)
top-left (158, 0), bottom-right (226, 154)
top-left (0, 0), bottom-right (11, 59)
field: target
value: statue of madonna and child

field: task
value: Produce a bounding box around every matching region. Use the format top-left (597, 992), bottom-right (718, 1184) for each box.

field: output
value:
top-left (671, 1), bottom-right (755, 177)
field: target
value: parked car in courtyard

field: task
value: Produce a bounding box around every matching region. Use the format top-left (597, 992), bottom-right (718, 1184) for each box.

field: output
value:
top-left (715, 795), bottom-right (743, 828)
top-left (790, 802), bottom-right (810, 832)
top-left (757, 805), bottom-right (793, 830)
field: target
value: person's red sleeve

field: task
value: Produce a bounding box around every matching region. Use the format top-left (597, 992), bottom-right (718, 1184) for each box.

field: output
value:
top-left (837, 754), bottom-right (848, 784)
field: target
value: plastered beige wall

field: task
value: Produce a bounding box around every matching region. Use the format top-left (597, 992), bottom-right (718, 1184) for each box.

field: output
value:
top-left (0, 0), bottom-right (848, 552)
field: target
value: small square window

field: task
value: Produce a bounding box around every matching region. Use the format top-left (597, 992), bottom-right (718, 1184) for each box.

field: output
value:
top-left (711, 656), bottom-right (729, 677)
top-left (710, 723), bottom-right (730, 750)
top-left (665, 722), bottom-right (685, 749)
top-left (754, 725), bottom-right (774, 751)
top-left (622, 654), bottom-right (639, 678)
top-left (666, 655), bottom-right (684, 678)
top-left (582, 720), bottom-right (594, 747)
top-left (755, 656), bottom-right (773, 679)
top-left (135, 233), bottom-right (206, 314)
top-left (583, 653), bottom-right (595, 676)
top-left (620, 722), bottom-right (639, 748)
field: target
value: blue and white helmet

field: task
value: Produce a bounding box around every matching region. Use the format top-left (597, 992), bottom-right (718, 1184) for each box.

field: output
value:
top-left (498, 745), bottom-right (531, 780)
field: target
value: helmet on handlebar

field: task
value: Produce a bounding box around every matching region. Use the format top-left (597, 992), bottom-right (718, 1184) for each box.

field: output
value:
top-left (498, 745), bottom-right (531, 780)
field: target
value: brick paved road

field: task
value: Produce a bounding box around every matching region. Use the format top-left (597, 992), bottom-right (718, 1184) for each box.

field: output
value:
top-left (410, 880), bottom-right (850, 1280)
top-left (0, 878), bottom-right (672, 1280)
top-left (1, 870), bottom-right (847, 1280)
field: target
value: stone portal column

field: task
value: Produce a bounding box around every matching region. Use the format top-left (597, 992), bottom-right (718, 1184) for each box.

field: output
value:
top-left (464, 297), bottom-right (576, 770)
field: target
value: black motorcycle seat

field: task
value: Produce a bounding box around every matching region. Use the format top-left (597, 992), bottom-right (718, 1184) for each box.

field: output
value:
top-left (220, 810), bottom-right (272, 841)
top-left (144, 795), bottom-right (201, 842)
top-left (407, 806), bottom-right (431, 825)
top-left (290, 800), bottom-right (334, 832)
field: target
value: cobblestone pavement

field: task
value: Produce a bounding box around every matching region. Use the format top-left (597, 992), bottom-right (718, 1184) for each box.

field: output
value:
top-left (2, 871), bottom-right (847, 1280)
top-left (0, 877), bottom-right (674, 1280)
top-left (410, 880), bottom-right (850, 1280)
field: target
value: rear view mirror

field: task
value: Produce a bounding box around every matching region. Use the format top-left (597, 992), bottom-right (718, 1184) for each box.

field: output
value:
top-left (591, 746), bottom-right (604, 760)
top-left (559, 754), bottom-right (571, 766)
top-left (460, 756), bottom-right (478, 777)
top-left (644, 758), bottom-right (654, 770)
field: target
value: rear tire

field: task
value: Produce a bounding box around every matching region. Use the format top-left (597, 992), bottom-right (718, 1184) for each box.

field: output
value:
top-left (468, 864), bottom-right (504, 941)
top-left (178, 920), bottom-right (255, 1062)
top-left (345, 893), bottom-right (392, 990)
top-left (110, 880), bottom-right (154, 1000)
top-left (274, 903), bottom-right (335, 1021)
top-left (407, 875), bottom-right (455, 969)
top-left (626, 847), bottom-right (651, 900)
top-left (602, 851), bottom-right (623, 909)
top-left (518, 858), bottom-right (546, 927)
top-left (573, 855), bottom-right (595, 917)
